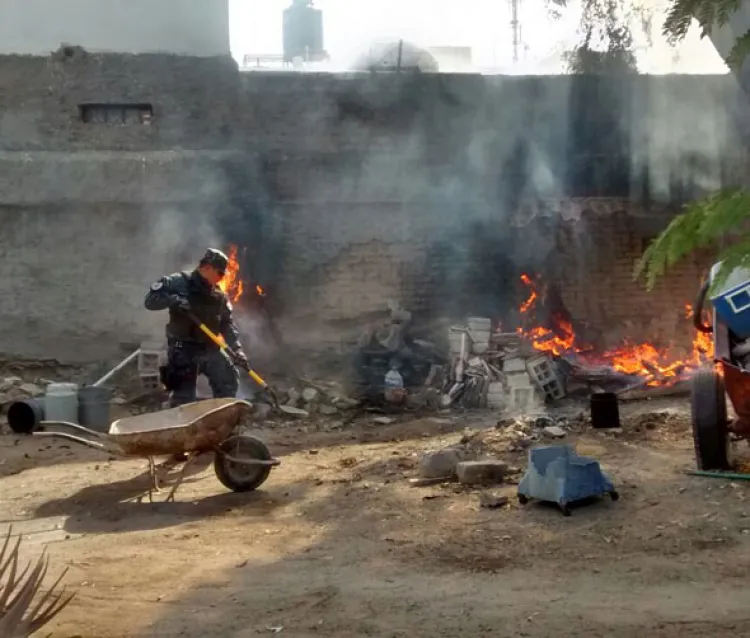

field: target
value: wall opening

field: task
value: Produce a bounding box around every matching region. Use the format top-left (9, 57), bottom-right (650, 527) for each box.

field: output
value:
top-left (78, 103), bottom-right (154, 125)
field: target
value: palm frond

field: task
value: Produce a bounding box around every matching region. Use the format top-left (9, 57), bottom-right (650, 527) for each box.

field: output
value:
top-left (727, 29), bottom-right (750, 69)
top-left (635, 189), bottom-right (750, 290)
top-left (0, 528), bottom-right (74, 637)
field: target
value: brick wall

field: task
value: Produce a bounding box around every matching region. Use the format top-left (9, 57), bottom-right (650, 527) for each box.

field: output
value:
top-left (553, 209), bottom-right (714, 350)
top-left (0, 50), bottom-right (747, 360)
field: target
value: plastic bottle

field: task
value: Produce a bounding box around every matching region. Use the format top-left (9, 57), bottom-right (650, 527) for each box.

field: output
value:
top-left (384, 365), bottom-right (404, 403)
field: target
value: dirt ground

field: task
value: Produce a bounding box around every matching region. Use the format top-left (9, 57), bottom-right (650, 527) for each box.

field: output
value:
top-left (3, 399), bottom-right (750, 637)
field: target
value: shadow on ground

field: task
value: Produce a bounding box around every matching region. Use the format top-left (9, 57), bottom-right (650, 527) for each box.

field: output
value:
top-left (126, 435), bottom-right (750, 638)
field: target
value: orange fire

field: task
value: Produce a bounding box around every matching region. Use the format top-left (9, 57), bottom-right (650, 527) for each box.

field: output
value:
top-left (218, 245), bottom-right (244, 302)
top-left (515, 274), bottom-right (714, 386)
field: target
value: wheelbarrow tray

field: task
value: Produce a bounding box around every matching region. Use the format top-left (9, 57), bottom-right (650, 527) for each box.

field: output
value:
top-left (107, 398), bottom-right (252, 457)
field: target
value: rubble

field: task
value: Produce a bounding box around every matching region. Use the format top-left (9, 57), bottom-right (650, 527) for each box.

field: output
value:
top-left (478, 492), bottom-right (510, 509)
top-left (543, 425), bottom-right (567, 439)
top-left (0, 377), bottom-right (44, 407)
top-left (433, 319), bottom-right (565, 411)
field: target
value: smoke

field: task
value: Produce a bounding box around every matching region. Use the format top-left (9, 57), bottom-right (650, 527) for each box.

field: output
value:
top-left (237, 45), bottom-right (747, 357)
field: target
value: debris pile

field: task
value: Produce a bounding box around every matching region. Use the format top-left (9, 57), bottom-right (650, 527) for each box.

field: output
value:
top-left (0, 377), bottom-right (44, 407)
top-left (435, 318), bottom-right (566, 411)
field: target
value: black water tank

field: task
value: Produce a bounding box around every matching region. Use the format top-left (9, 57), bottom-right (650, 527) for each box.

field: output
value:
top-left (283, 0), bottom-right (324, 62)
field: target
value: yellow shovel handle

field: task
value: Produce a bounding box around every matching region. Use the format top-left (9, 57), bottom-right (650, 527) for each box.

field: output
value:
top-left (194, 320), bottom-right (268, 388)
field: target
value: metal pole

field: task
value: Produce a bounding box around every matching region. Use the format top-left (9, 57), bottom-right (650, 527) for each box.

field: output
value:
top-left (93, 349), bottom-right (141, 387)
top-left (510, 0), bottom-right (520, 63)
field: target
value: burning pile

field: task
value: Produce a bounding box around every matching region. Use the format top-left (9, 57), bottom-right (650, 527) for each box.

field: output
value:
top-left (436, 273), bottom-right (714, 413)
top-left (516, 273), bottom-right (713, 387)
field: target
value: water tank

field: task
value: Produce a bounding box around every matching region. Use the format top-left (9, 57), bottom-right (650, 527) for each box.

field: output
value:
top-left (283, 0), bottom-right (325, 63)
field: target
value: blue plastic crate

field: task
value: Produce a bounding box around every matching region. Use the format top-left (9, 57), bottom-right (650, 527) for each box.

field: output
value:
top-left (710, 264), bottom-right (750, 339)
top-left (517, 445), bottom-right (618, 515)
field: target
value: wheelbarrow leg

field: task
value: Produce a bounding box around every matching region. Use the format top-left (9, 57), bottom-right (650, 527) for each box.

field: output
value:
top-left (147, 456), bottom-right (161, 503)
top-left (165, 452), bottom-right (199, 502)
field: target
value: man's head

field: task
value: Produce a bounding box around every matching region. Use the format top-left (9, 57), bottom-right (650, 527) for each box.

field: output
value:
top-left (197, 248), bottom-right (229, 286)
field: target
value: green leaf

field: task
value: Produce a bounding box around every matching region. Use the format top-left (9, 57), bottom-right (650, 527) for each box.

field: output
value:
top-left (635, 189), bottom-right (750, 290)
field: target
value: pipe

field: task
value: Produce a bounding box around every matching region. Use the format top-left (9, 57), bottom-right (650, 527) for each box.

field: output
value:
top-left (93, 349), bottom-right (141, 387)
top-left (686, 470), bottom-right (750, 481)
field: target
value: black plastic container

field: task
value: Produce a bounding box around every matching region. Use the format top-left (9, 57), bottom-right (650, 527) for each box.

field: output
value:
top-left (7, 398), bottom-right (45, 434)
top-left (590, 392), bottom-right (620, 429)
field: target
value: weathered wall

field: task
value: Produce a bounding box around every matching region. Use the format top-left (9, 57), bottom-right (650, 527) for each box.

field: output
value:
top-left (0, 0), bottom-right (230, 56)
top-left (0, 50), bottom-right (746, 360)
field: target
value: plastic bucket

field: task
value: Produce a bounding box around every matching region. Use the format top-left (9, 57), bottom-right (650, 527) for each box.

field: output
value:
top-left (44, 383), bottom-right (79, 423)
top-left (7, 398), bottom-right (44, 434)
top-left (590, 392), bottom-right (620, 429)
top-left (78, 386), bottom-right (112, 433)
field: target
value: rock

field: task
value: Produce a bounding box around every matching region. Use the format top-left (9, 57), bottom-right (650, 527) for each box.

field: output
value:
top-left (543, 426), bottom-right (567, 439)
top-left (456, 460), bottom-right (509, 485)
top-left (286, 388), bottom-right (302, 406)
top-left (0, 377), bottom-right (22, 392)
top-left (331, 396), bottom-right (359, 409)
top-left (373, 416), bottom-right (395, 425)
top-left (478, 492), bottom-right (509, 509)
top-left (302, 388), bottom-right (319, 403)
top-left (406, 391), bottom-right (427, 410)
top-left (253, 403), bottom-right (273, 420)
top-left (419, 447), bottom-right (469, 479)
top-left (409, 477), bottom-right (452, 487)
top-left (18, 383), bottom-right (43, 397)
top-left (318, 404), bottom-right (338, 416)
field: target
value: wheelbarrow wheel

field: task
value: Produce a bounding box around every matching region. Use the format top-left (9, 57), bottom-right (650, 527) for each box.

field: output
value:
top-left (691, 368), bottom-right (731, 471)
top-left (214, 435), bottom-right (273, 492)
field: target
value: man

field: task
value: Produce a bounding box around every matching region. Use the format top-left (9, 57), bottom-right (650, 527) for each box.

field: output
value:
top-left (145, 248), bottom-right (248, 407)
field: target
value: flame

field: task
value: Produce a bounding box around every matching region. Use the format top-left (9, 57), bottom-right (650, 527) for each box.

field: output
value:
top-left (217, 244), bottom-right (266, 304)
top-left (515, 274), bottom-right (714, 386)
top-left (218, 245), bottom-right (244, 302)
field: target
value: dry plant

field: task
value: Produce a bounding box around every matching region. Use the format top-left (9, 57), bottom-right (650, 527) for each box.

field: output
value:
top-left (0, 528), bottom-right (74, 637)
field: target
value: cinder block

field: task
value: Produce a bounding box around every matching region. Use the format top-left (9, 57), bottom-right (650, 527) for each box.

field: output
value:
top-left (456, 460), bottom-right (509, 486)
top-left (508, 385), bottom-right (543, 412)
top-left (140, 373), bottom-right (162, 391)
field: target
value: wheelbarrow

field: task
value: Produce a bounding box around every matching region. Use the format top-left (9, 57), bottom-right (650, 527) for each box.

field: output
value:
top-left (30, 398), bottom-right (280, 502)
top-left (691, 265), bottom-right (750, 471)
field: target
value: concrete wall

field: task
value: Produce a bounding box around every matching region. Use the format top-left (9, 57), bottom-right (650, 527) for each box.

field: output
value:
top-left (0, 0), bottom-right (230, 56)
top-left (0, 51), bottom-right (746, 360)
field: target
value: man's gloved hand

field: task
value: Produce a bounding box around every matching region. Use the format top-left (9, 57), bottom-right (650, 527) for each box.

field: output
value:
top-left (168, 295), bottom-right (191, 314)
top-left (234, 351), bottom-right (249, 369)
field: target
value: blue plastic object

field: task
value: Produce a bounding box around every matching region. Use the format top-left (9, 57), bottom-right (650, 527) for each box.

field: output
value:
top-left (517, 445), bottom-right (618, 515)
top-left (709, 263), bottom-right (750, 339)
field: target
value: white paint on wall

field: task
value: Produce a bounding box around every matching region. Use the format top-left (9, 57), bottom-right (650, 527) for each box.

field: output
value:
top-left (0, 0), bottom-right (230, 56)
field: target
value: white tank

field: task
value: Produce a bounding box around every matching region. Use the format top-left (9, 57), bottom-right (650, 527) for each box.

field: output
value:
top-left (44, 383), bottom-right (79, 423)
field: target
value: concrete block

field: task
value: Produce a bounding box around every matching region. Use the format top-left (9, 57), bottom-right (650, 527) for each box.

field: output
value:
top-left (508, 385), bottom-right (543, 412)
top-left (140, 373), bottom-right (161, 390)
top-left (506, 371), bottom-right (532, 388)
top-left (419, 447), bottom-right (470, 479)
top-left (504, 357), bottom-right (527, 374)
top-left (456, 460), bottom-right (509, 485)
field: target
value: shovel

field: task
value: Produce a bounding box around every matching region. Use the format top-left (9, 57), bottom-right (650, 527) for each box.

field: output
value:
top-left (186, 313), bottom-right (284, 411)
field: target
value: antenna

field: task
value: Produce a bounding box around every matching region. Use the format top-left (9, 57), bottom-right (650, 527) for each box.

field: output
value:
top-left (510, 0), bottom-right (521, 63)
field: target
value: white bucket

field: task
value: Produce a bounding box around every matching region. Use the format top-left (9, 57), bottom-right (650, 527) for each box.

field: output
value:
top-left (44, 383), bottom-right (79, 423)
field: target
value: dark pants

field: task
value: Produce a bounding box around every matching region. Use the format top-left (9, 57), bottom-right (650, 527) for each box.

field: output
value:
top-left (165, 341), bottom-right (239, 407)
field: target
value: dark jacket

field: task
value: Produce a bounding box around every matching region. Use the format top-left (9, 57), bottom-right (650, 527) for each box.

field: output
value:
top-left (144, 270), bottom-right (241, 350)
